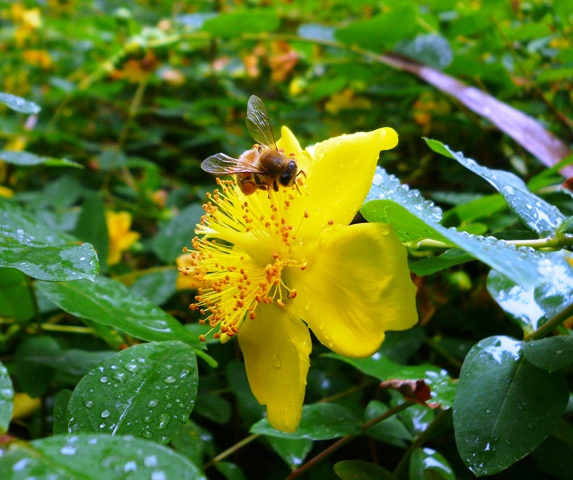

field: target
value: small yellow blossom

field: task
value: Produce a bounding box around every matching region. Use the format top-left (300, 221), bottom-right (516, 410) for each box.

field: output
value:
top-left (0, 186), bottom-right (15, 198)
top-left (325, 89), bottom-right (372, 114)
top-left (105, 211), bottom-right (140, 265)
top-left (11, 392), bottom-right (41, 420)
top-left (182, 126), bottom-right (418, 432)
top-left (23, 49), bottom-right (52, 69)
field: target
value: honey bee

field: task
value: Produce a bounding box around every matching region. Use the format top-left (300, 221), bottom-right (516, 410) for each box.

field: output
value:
top-left (201, 95), bottom-right (303, 195)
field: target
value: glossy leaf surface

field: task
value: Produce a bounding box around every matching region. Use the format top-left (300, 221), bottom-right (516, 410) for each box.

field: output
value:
top-left (0, 91), bottom-right (41, 113)
top-left (0, 361), bottom-right (13, 434)
top-left (68, 341), bottom-right (198, 445)
top-left (454, 336), bottom-right (568, 476)
top-left (36, 276), bottom-right (200, 346)
top-left (0, 434), bottom-right (206, 479)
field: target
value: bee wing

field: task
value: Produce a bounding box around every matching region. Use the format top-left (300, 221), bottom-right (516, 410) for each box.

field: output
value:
top-left (201, 153), bottom-right (263, 175)
top-left (246, 95), bottom-right (278, 150)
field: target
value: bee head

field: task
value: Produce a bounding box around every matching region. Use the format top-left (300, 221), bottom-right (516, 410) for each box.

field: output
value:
top-left (279, 160), bottom-right (298, 187)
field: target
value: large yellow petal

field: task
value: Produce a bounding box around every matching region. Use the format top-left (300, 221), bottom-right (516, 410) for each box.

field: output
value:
top-left (238, 302), bottom-right (311, 432)
top-left (300, 128), bottom-right (397, 238)
top-left (286, 222), bottom-right (417, 358)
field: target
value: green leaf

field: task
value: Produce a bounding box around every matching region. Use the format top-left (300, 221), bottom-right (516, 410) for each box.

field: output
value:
top-left (487, 250), bottom-right (573, 333)
top-left (73, 194), bottom-right (109, 268)
top-left (152, 204), bottom-right (203, 263)
top-left (335, 4), bottom-right (418, 51)
top-left (487, 270), bottom-right (546, 332)
top-left (364, 400), bottom-right (412, 448)
top-left (326, 353), bottom-right (456, 409)
top-left (171, 420), bottom-right (215, 468)
top-left (334, 460), bottom-right (397, 480)
top-left (0, 92), bottom-right (41, 114)
top-left (0, 361), bottom-right (13, 434)
top-left (215, 462), bottom-right (248, 480)
top-left (453, 336), bottom-right (568, 476)
top-left (68, 341), bottom-right (198, 444)
top-left (14, 336), bottom-right (59, 398)
top-left (201, 9), bottom-right (280, 38)
top-left (523, 337), bottom-right (573, 373)
top-left (410, 249), bottom-right (474, 275)
top-left (266, 436), bottom-right (313, 469)
top-left (363, 168), bottom-right (555, 288)
top-left (409, 448), bottom-right (455, 480)
top-left (226, 361), bottom-right (265, 426)
top-left (0, 151), bottom-right (82, 168)
top-left (53, 389), bottom-right (72, 435)
top-left (25, 347), bottom-right (115, 377)
top-left (36, 276), bottom-right (200, 346)
top-left (0, 198), bottom-right (99, 282)
top-left (0, 434), bottom-right (206, 479)
top-left (251, 403), bottom-right (361, 440)
top-left (441, 194), bottom-right (507, 224)
top-left (0, 268), bottom-right (35, 322)
top-left (394, 34), bottom-right (453, 69)
top-left (130, 269), bottom-right (178, 306)
top-left (194, 392), bottom-right (232, 424)
top-left (425, 139), bottom-right (566, 235)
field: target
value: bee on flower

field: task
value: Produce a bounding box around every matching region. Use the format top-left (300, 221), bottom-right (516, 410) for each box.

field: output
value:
top-left (179, 96), bottom-right (418, 432)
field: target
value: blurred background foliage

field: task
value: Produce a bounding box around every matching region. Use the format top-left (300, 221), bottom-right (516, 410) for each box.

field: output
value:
top-left (1, 0), bottom-right (573, 479)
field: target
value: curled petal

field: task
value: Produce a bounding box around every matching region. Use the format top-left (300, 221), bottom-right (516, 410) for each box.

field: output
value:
top-left (286, 223), bottom-right (418, 358)
top-left (299, 128), bottom-right (397, 237)
top-left (238, 302), bottom-right (311, 432)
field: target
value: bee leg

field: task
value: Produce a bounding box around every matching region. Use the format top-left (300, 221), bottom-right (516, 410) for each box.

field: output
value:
top-left (273, 180), bottom-right (279, 192)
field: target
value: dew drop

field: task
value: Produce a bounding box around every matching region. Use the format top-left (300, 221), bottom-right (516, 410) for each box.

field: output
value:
top-left (148, 399), bottom-right (159, 408)
top-left (84, 400), bottom-right (94, 409)
top-left (163, 376), bottom-right (176, 384)
top-left (99, 376), bottom-right (109, 384)
top-left (272, 355), bottom-right (281, 368)
top-left (101, 409), bottom-right (111, 418)
top-left (142, 430), bottom-right (153, 439)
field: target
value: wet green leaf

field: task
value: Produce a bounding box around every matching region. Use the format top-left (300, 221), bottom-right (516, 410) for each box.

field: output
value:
top-left (410, 249), bottom-right (474, 275)
top-left (267, 436), bottom-right (313, 469)
top-left (409, 448), bottom-right (455, 480)
top-left (251, 403), bottom-right (361, 440)
top-left (454, 336), bottom-right (568, 476)
top-left (0, 151), bottom-right (81, 168)
top-left (73, 194), bottom-right (109, 268)
top-left (68, 341), bottom-right (198, 445)
top-left (215, 462), bottom-right (248, 480)
top-left (0, 199), bottom-right (98, 281)
top-left (0, 361), bottom-right (13, 434)
top-left (364, 400), bottom-right (412, 448)
top-left (0, 92), bottom-right (41, 114)
top-left (523, 337), bottom-right (573, 373)
top-left (425, 139), bottom-right (566, 235)
top-left (363, 167), bottom-right (558, 288)
top-left (36, 276), bottom-right (200, 346)
top-left (171, 420), bottom-right (215, 467)
top-left (0, 434), bottom-right (206, 479)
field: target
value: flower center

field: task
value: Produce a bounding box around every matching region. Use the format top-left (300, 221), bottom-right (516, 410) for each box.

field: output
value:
top-left (180, 178), bottom-right (308, 342)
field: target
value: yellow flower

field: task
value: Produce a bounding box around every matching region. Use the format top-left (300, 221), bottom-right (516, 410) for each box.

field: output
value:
top-left (105, 211), bottom-right (140, 265)
top-left (0, 185), bottom-right (15, 198)
top-left (176, 253), bottom-right (202, 290)
top-left (184, 127), bottom-right (418, 432)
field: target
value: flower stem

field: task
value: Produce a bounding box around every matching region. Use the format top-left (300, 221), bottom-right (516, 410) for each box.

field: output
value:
top-left (203, 433), bottom-right (260, 470)
top-left (286, 401), bottom-right (415, 479)
top-left (524, 301), bottom-right (573, 342)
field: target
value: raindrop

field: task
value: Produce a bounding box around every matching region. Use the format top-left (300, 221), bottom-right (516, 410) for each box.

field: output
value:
top-left (318, 322), bottom-right (325, 330)
top-left (148, 399), bottom-right (159, 408)
top-left (124, 461), bottom-right (137, 473)
top-left (100, 376), bottom-right (109, 384)
top-left (101, 410), bottom-right (111, 418)
top-left (144, 455), bottom-right (158, 467)
top-left (60, 445), bottom-right (77, 455)
top-left (84, 400), bottom-right (94, 409)
top-left (157, 413), bottom-right (171, 430)
top-left (142, 430), bottom-right (153, 439)
top-left (272, 355), bottom-right (281, 368)
top-left (163, 376), bottom-right (176, 384)
top-left (152, 471), bottom-right (167, 480)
